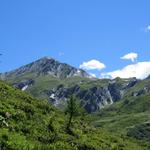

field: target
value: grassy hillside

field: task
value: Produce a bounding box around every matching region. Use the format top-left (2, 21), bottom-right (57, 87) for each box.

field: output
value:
top-left (27, 76), bottom-right (93, 98)
top-left (3, 72), bottom-right (94, 98)
top-left (0, 80), bottom-right (149, 150)
top-left (121, 79), bottom-right (150, 99)
top-left (89, 94), bottom-right (150, 146)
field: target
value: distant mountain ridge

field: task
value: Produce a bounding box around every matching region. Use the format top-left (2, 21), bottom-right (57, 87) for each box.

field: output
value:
top-left (0, 57), bottom-right (91, 80)
top-left (1, 57), bottom-right (150, 113)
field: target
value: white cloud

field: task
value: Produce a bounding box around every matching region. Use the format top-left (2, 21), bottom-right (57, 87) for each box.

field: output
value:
top-left (145, 25), bottom-right (150, 31)
top-left (147, 26), bottom-right (150, 30)
top-left (121, 52), bottom-right (138, 62)
top-left (79, 59), bottom-right (106, 70)
top-left (101, 62), bottom-right (150, 79)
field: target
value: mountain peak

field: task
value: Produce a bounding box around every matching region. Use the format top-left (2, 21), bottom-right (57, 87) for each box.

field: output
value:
top-left (34, 56), bottom-right (55, 63)
top-left (40, 56), bottom-right (54, 60)
top-left (1, 57), bottom-right (90, 80)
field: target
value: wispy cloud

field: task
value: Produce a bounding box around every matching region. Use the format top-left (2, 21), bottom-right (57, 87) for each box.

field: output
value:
top-left (101, 62), bottom-right (150, 79)
top-left (143, 25), bottom-right (150, 32)
top-left (147, 26), bottom-right (150, 30)
top-left (79, 59), bottom-right (106, 71)
top-left (120, 52), bottom-right (138, 62)
top-left (58, 52), bottom-right (64, 56)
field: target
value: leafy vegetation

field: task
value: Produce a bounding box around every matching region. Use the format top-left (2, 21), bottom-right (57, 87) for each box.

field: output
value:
top-left (65, 95), bottom-right (79, 130)
top-left (0, 80), bottom-right (149, 149)
top-left (127, 122), bottom-right (150, 140)
top-left (88, 93), bottom-right (150, 149)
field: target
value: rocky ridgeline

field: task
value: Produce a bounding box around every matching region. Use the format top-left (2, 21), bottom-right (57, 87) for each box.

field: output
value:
top-left (0, 57), bottom-right (90, 80)
top-left (1, 57), bottom-right (150, 113)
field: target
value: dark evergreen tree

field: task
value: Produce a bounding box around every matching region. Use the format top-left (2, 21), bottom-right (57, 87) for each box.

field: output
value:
top-left (65, 95), bottom-right (79, 130)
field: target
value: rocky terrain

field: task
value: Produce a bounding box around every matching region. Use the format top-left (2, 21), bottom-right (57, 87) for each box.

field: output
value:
top-left (46, 78), bottom-right (139, 112)
top-left (0, 57), bottom-right (90, 80)
top-left (1, 57), bottom-right (150, 112)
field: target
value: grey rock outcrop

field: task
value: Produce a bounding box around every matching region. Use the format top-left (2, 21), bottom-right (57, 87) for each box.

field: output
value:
top-left (45, 78), bottom-right (139, 112)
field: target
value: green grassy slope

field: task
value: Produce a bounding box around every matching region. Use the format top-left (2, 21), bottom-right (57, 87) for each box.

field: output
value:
top-left (124, 79), bottom-right (150, 97)
top-left (0, 80), bottom-right (148, 150)
top-left (4, 72), bottom-right (94, 98)
top-left (89, 94), bottom-right (150, 145)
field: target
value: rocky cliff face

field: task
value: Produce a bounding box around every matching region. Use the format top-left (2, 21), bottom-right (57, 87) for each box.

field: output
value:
top-left (43, 78), bottom-right (140, 112)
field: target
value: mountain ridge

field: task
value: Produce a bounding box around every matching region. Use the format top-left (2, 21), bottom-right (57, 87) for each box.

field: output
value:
top-left (1, 57), bottom-right (150, 112)
top-left (0, 57), bottom-right (91, 80)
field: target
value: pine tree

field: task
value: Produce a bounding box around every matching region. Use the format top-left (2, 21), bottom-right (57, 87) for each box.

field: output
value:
top-left (65, 95), bottom-right (79, 130)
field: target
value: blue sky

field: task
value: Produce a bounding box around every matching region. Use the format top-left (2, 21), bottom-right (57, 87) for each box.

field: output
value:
top-left (0, 0), bottom-right (150, 78)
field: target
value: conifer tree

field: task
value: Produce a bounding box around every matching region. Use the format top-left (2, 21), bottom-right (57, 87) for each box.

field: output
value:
top-left (65, 95), bottom-right (79, 130)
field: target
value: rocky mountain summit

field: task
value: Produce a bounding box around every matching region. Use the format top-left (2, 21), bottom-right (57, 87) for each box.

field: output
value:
top-left (1, 57), bottom-right (150, 112)
top-left (0, 57), bottom-right (90, 80)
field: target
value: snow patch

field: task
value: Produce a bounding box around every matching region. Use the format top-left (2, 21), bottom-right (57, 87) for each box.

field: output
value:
top-left (73, 70), bottom-right (81, 77)
top-left (50, 94), bottom-right (55, 99)
top-left (22, 85), bottom-right (28, 91)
